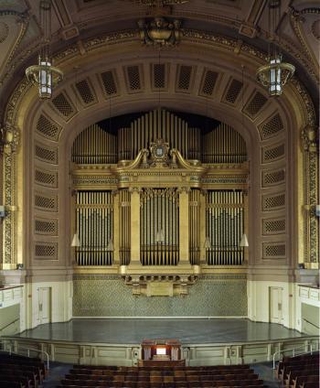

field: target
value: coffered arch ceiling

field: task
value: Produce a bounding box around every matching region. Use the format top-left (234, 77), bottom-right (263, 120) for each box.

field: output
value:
top-left (1, 0), bottom-right (318, 145)
top-left (1, 0), bottom-right (318, 270)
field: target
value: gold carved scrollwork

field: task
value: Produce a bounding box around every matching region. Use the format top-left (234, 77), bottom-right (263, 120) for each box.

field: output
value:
top-left (301, 125), bottom-right (318, 153)
top-left (138, 17), bottom-right (182, 46)
top-left (1, 124), bottom-right (20, 154)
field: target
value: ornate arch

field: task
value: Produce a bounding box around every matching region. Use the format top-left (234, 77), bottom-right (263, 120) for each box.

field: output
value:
top-left (1, 29), bottom-right (318, 271)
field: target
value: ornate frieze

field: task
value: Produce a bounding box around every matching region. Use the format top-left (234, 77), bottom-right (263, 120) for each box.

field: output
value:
top-left (120, 264), bottom-right (200, 296)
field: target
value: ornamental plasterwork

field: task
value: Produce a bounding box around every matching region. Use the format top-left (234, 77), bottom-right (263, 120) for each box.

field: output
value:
top-left (1, 123), bottom-right (20, 154)
top-left (0, 11), bottom-right (29, 86)
top-left (138, 17), bottom-right (182, 46)
top-left (301, 125), bottom-right (318, 153)
top-left (1, 22), bottom-right (318, 270)
top-left (288, 6), bottom-right (320, 80)
top-left (287, 79), bottom-right (319, 265)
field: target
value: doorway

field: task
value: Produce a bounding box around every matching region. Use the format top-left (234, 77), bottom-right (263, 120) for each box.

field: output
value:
top-left (38, 287), bottom-right (52, 325)
top-left (269, 286), bottom-right (283, 324)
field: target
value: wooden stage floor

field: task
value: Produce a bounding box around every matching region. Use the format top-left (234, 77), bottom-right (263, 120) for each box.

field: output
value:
top-left (15, 318), bottom-right (306, 345)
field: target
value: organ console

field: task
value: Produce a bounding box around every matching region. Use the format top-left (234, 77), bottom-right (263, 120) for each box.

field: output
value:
top-left (139, 339), bottom-right (185, 366)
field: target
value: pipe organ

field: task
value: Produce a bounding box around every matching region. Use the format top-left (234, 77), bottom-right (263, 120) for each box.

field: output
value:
top-left (205, 190), bottom-right (244, 266)
top-left (118, 108), bottom-right (201, 161)
top-left (71, 109), bottom-right (248, 296)
top-left (75, 191), bottom-right (114, 266)
top-left (140, 188), bottom-right (179, 266)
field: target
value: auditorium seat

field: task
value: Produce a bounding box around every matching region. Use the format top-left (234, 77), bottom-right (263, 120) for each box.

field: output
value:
top-left (0, 352), bottom-right (46, 388)
top-left (293, 374), bottom-right (319, 388)
top-left (57, 363), bottom-right (270, 388)
top-left (299, 383), bottom-right (320, 388)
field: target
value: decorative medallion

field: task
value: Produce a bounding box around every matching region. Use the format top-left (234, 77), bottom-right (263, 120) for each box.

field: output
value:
top-left (150, 138), bottom-right (169, 163)
top-left (138, 17), bottom-right (182, 46)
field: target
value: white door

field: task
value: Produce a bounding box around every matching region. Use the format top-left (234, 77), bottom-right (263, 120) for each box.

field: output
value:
top-left (269, 286), bottom-right (283, 323)
top-left (38, 287), bottom-right (52, 324)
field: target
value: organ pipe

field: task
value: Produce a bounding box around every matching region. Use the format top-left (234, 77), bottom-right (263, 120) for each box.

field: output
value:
top-left (71, 109), bottom-right (248, 268)
top-left (206, 190), bottom-right (244, 265)
top-left (117, 109), bottom-right (201, 161)
top-left (203, 122), bottom-right (247, 164)
top-left (119, 189), bottom-right (131, 265)
top-left (189, 189), bottom-right (200, 265)
top-left (72, 124), bottom-right (117, 164)
top-left (140, 188), bottom-right (179, 266)
top-left (75, 191), bottom-right (114, 266)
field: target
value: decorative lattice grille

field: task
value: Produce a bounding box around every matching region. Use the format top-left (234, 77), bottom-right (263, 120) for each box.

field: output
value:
top-left (263, 143), bottom-right (285, 162)
top-left (153, 63), bottom-right (166, 89)
top-left (35, 243), bottom-right (57, 260)
top-left (51, 93), bottom-right (75, 118)
top-left (100, 70), bottom-right (118, 95)
top-left (263, 243), bottom-right (286, 258)
top-left (177, 65), bottom-right (192, 91)
top-left (224, 79), bottom-right (243, 104)
top-left (260, 113), bottom-right (284, 139)
top-left (263, 169), bottom-right (285, 186)
top-left (127, 65), bottom-right (141, 91)
top-left (35, 219), bottom-right (57, 235)
top-left (35, 194), bottom-right (57, 211)
top-left (36, 115), bottom-right (62, 141)
top-left (201, 70), bottom-right (218, 96)
top-left (75, 79), bottom-right (96, 104)
top-left (244, 92), bottom-right (268, 118)
top-left (35, 143), bottom-right (58, 164)
top-left (263, 219), bottom-right (286, 234)
top-left (35, 169), bottom-right (57, 187)
top-left (263, 193), bottom-right (285, 210)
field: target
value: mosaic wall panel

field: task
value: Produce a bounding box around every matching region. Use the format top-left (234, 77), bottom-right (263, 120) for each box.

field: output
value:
top-left (73, 275), bottom-right (247, 317)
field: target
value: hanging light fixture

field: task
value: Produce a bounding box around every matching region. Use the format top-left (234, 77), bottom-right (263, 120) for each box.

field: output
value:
top-left (25, 0), bottom-right (63, 99)
top-left (256, 0), bottom-right (295, 96)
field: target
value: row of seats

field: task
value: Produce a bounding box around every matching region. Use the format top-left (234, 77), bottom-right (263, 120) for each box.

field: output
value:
top-left (0, 351), bottom-right (46, 388)
top-left (58, 364), bottom-right (267, 388)
top-left (275, 352), bottom-right (319, 388)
